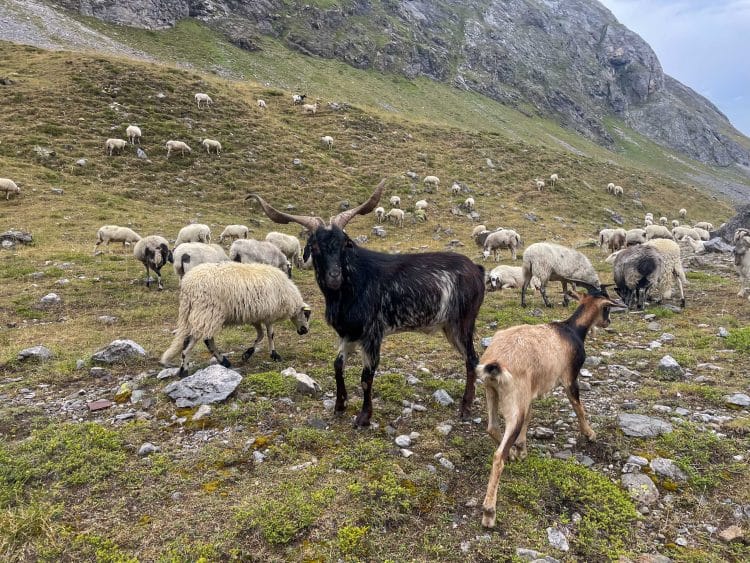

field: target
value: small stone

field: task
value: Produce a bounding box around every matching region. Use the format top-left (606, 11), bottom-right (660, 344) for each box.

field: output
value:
top-left (439, 457), bottom-right (455, 470)
top-left (657, 355), bottom-right (684, 379)
top-left (89, 367), bottom-right (109, 378)
top-left (533, 427), bottom-right (555, 439)
top-left (465, 498), bottom-right (478, 507)
top-left (436, 423), bottom-right (453, 436)
top-left (130, 390), bottom-right (144, 404)
top-left (76, 158), bottom-right (87, 166)
top-left (114, 412), bottom-right (135, 422)
top-left (164, 365), bottom-right (242, 407)
top-left (157, 368), bottom-right (179, 380)
top-left (627, 455), bottom-right (649, 467)
top-left (726, 393), bottom-right (750, 407)
top-left (647, 322), bottom-right (661, 331)
top-left (395, 435), bottom-right (412, 447)
top-left (546, 527), bottom-right (569, 552)
top-left (619, 414), bottom-right (673, 437)
top-left (114, 382), bottom-right (133, 403)
top-left (87, 399), bottom-right (112, 411)
top-left (192, 404), bottom-right (212, 421)
top-left (253, 451), bottom-right (266, 463)
top-left (323, 399), bottom-right (335, 411)
top-left (660, 333), bottom-right (675, 342)
top-left (282, 368), bottom-right (320, 396)
top-left (622, 473), bottom-right (659, 505)
top-left (92, 339), bottom-right (146, 364)
top-left (292, 158), bottom-right (302, 166)
top-left (650, 458), bottom-right (687, 481)
top-left (674, 407), bottom-right (690, 416)
top-left (406, 375), bottom-right (420, 385)
top-left (718, 327), bottom-right (730, 338)
top-left (579, 368), bottom-right (592, 378)
top-left (372, 226), bottom-right (387, 238)
top-left (584, 356), bottom-right (601, 367)
top-left (76, 359), bottom-right (85, 370)
top-left (481, 337), bottom-right (492, 348)
top-left (98, 315), bottom-right (117, 325)
top-left (136, 148), bottom-right (148, 159)
top-left (400, 448), bottom-right (413, 458)
top-left (432, 389), bottom-right (454, 406)
top-left (675, 537), bottom-right (688, 547)
top-left (718, 525), bottom-right (743, 543)
top-left (652, 405), bottom-right (672, 413)
top-left (40, 293), bottom-right (61, 305)
top-left (51, 187), bottom-right (64, 195)
top-left (138, 442), bottom-right (160, 457)
top-left (17, 345), bottom-right (54, 361)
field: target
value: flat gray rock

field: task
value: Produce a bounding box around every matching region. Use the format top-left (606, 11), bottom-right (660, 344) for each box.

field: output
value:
top-left (621, 472), bottom-right (659, 505)
top-left (650, 457), bottom-right (687, 481)
top-left (281, 367), bottom-right (321, 395)
top-left (40, 292), bottom-right (61, 305)
top-left (18, 345), bottom-right (53, 361)
top-left (432, 389), bottom-right (454, 406)
top-left (618, 413), bottom-right (673, 437)
top-left (92, 339), bottom-right (146, 363)
top-left (546, 527), bottom-right (569, 552)
top-left (163, 365), bottom-right (242, 407)
top-left (657, 355), bottom-right (684, 379)
top-left (726, 393), bottom-right (750, 407)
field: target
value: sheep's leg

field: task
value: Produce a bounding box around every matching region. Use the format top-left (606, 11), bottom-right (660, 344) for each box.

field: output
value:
top-left (266, 322), bottom-right (281, 361)
top-left (564, 378), bottom-right (596, 440)
top-left (482, 410), bottom-right (524, 528)
top-left (538, 283), bottom-right (552, 307)
top-left (674, 269), bottom-right (686, 308)
top-left (143, 263), bottom-right (152, 288)
top-left (510, 405), bottom-right (531, 461)
top-left (204, 338), bottom-right (230, 368)
top-left (179, 336), bottom-right (198, 376)
top-left (520, 270), bottom-right (532, 308)
top-left (242, 323), bottom-right (264, 361)
top-left (154, 266), bottom-right (164, 291)
top-left (354, 339), bottom-right (381, 428)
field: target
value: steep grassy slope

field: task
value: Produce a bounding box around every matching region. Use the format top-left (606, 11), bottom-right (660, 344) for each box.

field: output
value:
top-left (0, 43), bottom-right (748, 561)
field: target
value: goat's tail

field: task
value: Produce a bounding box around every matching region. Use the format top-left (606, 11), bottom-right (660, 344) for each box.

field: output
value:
top-left (160, 298), bottom-right (192, 365)
top-left (477, 361), bottom-right (513, 384)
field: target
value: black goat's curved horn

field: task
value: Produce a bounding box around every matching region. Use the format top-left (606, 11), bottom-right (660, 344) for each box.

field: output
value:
top-left (569, 279), bottom-right (602, 294)
top-left (246, 193), bottom-right (324, 232)
top-left (329, 179), bottom-right (387, 229)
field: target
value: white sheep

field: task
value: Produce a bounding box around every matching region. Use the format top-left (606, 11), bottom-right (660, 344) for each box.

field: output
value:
top-left (671, 219), bottom-right (680, 228)
top-left (598, 228), bottom-right (615, 250)
top-left (320, 135), bottom-right (334, 149)
top-left (374, 206), bottom-right (385, 223)
top-left (643, 238), bottom-right (687, 307)
top-left (472, 224), bottom-right (488, 239)
top-left (230, 238), bottom-right (292, 277)
top-left (292, 94), bottom-right (306, 105)
top-left (423, 176), bottom-right (440, 189)
top-left (659, 216), bottom-right (668, 226)
top-left (0, 178), bottom-right (20, 200)
top-left (693, 227), bottom-right (710, 241)
top-left (607, 182), bottom-right (615, 194)
top-left (172, 242), bottom-right (229, 280)
top-left (218, 225), bottom-right (250, 243)
top-left (683, 236), bottom-right (705, 255)
top-left (694, 221), bottom-right (714, 232)
top-left (549, 173), bottom-right (559, 187)
top-left (195, 93), bottom-right (213, 108)
top-left (450, 182), bottom-right (462, 195)
top-left (265, 231), bottom-right (302, 268)
top-left (160, 262), bottom-right (311, 375)
top-left (257, 99), bottom-right (267, 109)
top-left (105, 138), bottom-right (128, 156)
top-left (94, 225), bottom-right (141, 253)
top-left (166, 140), bottom-right (192, 157)
top-left (606, 228), bottom-right (627, 253)
top-left (483, 229), bottom-right (522, 261)
top-left (733, 229), bottom-right (750, 300)
top-left (645, 213), bottom-right (654, 221)
top-left (671, 226), bottom-right (701, 241)
top-left (534, 179), bottom-right (545, 191)
top-left (202, 139), bottom-right (222, 155)
top-left (415, 199), bottom-right (428, 211)
top-left (126, 125), bottom-right (142, 145)
top-left (464, 197), bottom-right (475, 212)
top-left (520, 242), bottom-right (601, 307)
top-left (175, 224), bottom-right (211, 247)
top-left (488, 265), bottom-right (540, 292)
top-left (389, 195), bottom-right (401, 208)
top-left (133, 235), bottom-right (173, 290)
top-left (386, 208), bottom-right (404, 227)
top-left (625, 228), bottom-right (647, 246)
top-left (301, 102), bottom-right (318, 115)
top-left (679, 208), bottom-right (687, 219)
top-left (645, 224), bottom-right (674, 240)
top-left (613, 185), bottom-right (624, 196)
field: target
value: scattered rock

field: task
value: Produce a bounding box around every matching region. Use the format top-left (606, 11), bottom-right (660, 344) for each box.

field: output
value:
top-left (524, 212), bottom-right (538, 222)
top-left (436, 422), bottom-right (453, 436)
top-left (660, 333), bottom-right (675, 342)
top-left (138, 442), bottom-right (160, 457)
top-left (533, 427), bottom-right (555, 440)
top-left (400, 448), bottom-right (414, 458)
top-left (546, 527), bottom-right (569, 552)
top-left (718, 327), bottom-right (730, 338)
top-left (292, 158), bottom-right (302, 166)
top-left (33, 145), bottom-right (55, 158)
top-left (703, 238), bottom-right (734, 253)
top-left (650, 458), bottom-right (687, 481)
top-left (163, 365), bottom-right (243, 407)
top-left (114, 382), bottom-right (133, 403)
top-left (75, 359), bottom-right (85, 370)
top-left (395, 435), bottom-right (412, 447)
top-left (192, 404), bottom-right (212, 421)
top-left (618, 414), bottom-right (673, 437)
top-left (40, 293), bottom-right (61, 305)
top-left (481, 337), bottom-right (492, 348)
top-left (432, 389), bottom-right (454, 406)
top-left (92, 339), bottom-right (146, 363)
top-left (516, 548), bottom-right (559, 562)
top-left (657, 355), bottom-right (684, 379)
top-left (280, 367), bottom-right (321, 395)
top-left (87, 399), bottom-right (113, 412)
top-left (157, 367), bottom-right (179, 379)
top-left (17, 345), bottom-right (53, 361)
top-left (636, 553), bottom-right (673, 563)
top-left (89, 367), bottom-right (109, 378)
top-left (75, 158), bottom-right (87, 166)
top-left (647, 321), bottom-right (661, 331)
top-left (253, 451), bottom-right (266, 463)
top-left (622, 473), bottom-right (660, 505)
top-left (372, 226), bottom-right (387, 237)
top-left (438, 457), bottom-right (455, 470)
top-left (51, 187), bottom-right (64, 195)
top-left (98, 315), bottom-right (118, 325)
top-left (136, 148), bottom-right (148, 159)
top-left (718, 525), bottom-right (744, 543)
top-left (725, 393), bottom-right (750, 408)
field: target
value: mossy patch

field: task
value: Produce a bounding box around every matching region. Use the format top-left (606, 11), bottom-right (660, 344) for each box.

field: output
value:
top-left (244, 371), bottom-right (297, 397)
top-left (725, 326), bottom-right (750, 353)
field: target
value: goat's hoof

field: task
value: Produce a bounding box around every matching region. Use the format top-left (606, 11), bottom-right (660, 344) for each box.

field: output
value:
top-left (509, 444), bottom-right (527, 461)
top-left (270, 351), bottom-right (281, 361)
top-left (459, 407), bottom-right (472, 421)
top-left (584, 430), bottom-right (597, 441)
top-left (353, 412), bottom-right (371, 428)
top-left (481, 509), bottom-right (496, 528)
top-left (178, 367), bottom-right (188, 378)
top-left (219, 357), bottom-right (232, 368)
top-left (242, 348), bottom-right (255, 361)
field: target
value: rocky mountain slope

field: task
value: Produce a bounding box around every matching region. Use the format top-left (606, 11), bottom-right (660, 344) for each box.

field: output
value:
top-left (46, 0), bottom-right (750, 174)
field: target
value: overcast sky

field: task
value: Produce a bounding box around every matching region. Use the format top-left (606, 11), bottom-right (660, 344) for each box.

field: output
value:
top-left (598, 0), bottom-right (750, 136)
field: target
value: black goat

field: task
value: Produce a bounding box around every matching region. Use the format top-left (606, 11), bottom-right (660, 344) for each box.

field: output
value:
top-left (247, 180), bottom-right (486, 427)
top-left (612, 245), bottom-right (663, 310)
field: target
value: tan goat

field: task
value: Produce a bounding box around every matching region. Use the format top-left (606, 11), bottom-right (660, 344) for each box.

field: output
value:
top-left (477, 287), bottom-right (623, 528)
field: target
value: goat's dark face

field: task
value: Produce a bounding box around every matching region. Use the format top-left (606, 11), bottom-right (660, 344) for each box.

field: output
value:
top-left (303, 226), bottom-right (354, 291)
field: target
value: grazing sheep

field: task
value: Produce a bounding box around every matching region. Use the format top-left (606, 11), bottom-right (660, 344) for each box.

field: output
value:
top-left (94, 225), bottom-right (141, 253)
top-left (626, 228), bottom-right (647, 246)
top-left (202, 139), bottom-right (222, 155)
top-left (389, 195), bottom-right (401, 208)
top-left (613, 245), bottom-right (664, 310)
top-left (671, 219), bottom-right (680, 228)
top-left (375, 206), bottom-right (385, 223)
top-left (693, 227), bottom-right (710, 241)
top-left (301, 102), bottom-right (318, 115)
top-left (0, 178), bottom-right (20, 200)
top-left (478, 287), bottom-right (622, 528)
top-left (172, 242), bottom-right (228, 280)
top-left (423, 176), bottom-right (440, 189)
top-left (320, 135), bottom-right (334, 149)
top-left (195, 93), bottom-right (213, 108)
top-left (694, 221), bottom-right (714, 231)
top-left (464, 197), bottom-right (475, 212)
top-left (218, 225), bottom-right (250, 243)
top-left (607, 228), bottom-right (627, 253)
top-left (534, 179), bottom-right (545, 191)
top-left (520, 242), bottom-right (601, 307)
top-left (230, 238), bottom-right (292, 277)
top-left (126, 125), bottom-right (142, 145)
top-left (679, 208), bottom-right (687, 219)
top-left (133, 235), bottom-right (173, 290)
top-left (488, 265), bottom-right (540, 292)
top-left (175, 224), bottom-right (211, 247)
top-left (473, 227), bottom-right (503, 249)
top-left (160, 262), bottom-right (311, 375)
top-left (415, 199), bottom-right (428, 211)
top-left (450, 182), bottom-right (462, 195)
top-left (257, 99), bottom-right (267, 109)
top-left (607, 182), bottom-right (615, 194)
top-left (472, 224), bottom-right (488, 239)
top-left (671, 226), bottom-right (701, 241)
top-left (643, 238), bottom-right (687, 307)
top-left (292, 94), bottom-right (306, 105)
top-left (598, 228), bottom-right (615, 251)
top-left (166, 140), bottom-right (192, 157)
top-left (613, 185), bottom-right (624, 196)
top-left (659, 216), bottom-right (668, 226)
top-left (265, 231), bottom-right (302, 269)
top-left (105, 138), bottom-right (128, 156)
top-left (684, 236), bottom-right (705, 255)
top-left (645, 224), bottom-right (674, 240)
top-left (386, 208), bottom-right (404, 227)
top-left (645, 213), bottom-right (654, 221)
top-left (549, 173), bottom-right (559, 187)
top-left (644, 218), bottom-right (654, 226)
top-left (733, 229), bottom-right (750, 300)
top-left (483, 229), bottom-right (522, 261)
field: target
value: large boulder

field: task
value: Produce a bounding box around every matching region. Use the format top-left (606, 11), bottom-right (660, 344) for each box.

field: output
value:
top-left (714, 204), bottom-right (750, 243)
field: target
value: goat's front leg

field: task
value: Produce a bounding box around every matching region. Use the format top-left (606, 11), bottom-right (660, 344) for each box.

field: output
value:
top-left (354, 339), bottom-right (381, 428)
top-left (483, 410), bottom-right (525, 528)
top-left (333, 338), bottom-right (353, 415)
top-left (564, 377), bottom-right (596, 440)
top-left (459, 335), bottom-right (479, 420)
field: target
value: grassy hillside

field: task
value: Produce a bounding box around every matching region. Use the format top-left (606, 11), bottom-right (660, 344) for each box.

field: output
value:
top-left (0, 42), bottom-right (748, 561)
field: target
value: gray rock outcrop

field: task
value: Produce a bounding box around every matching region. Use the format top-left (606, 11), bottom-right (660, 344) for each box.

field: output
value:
top-left (92, 339), bottom-right (146, 363)
top-left (163, 364), bottom-right (242, 407)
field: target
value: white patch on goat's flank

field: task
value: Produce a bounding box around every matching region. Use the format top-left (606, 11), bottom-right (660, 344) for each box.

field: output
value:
top-left (436, 272), bottom-right (454, 321)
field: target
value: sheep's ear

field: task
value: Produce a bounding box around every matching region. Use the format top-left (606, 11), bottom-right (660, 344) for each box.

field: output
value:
top-left (303, 240), bottom-right (312, 262)
top-left (302, 304), bottom-right (311, 320)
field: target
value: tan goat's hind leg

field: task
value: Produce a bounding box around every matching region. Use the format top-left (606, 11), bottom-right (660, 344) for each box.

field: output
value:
top-left (485, 384), bottom-right (503, 445)
top-left (564, 380), bottom-right (596, 440)
top-left (482, 414), bottom-right (524, 528)
top-left (510, 404), bottom-right (531, 461)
